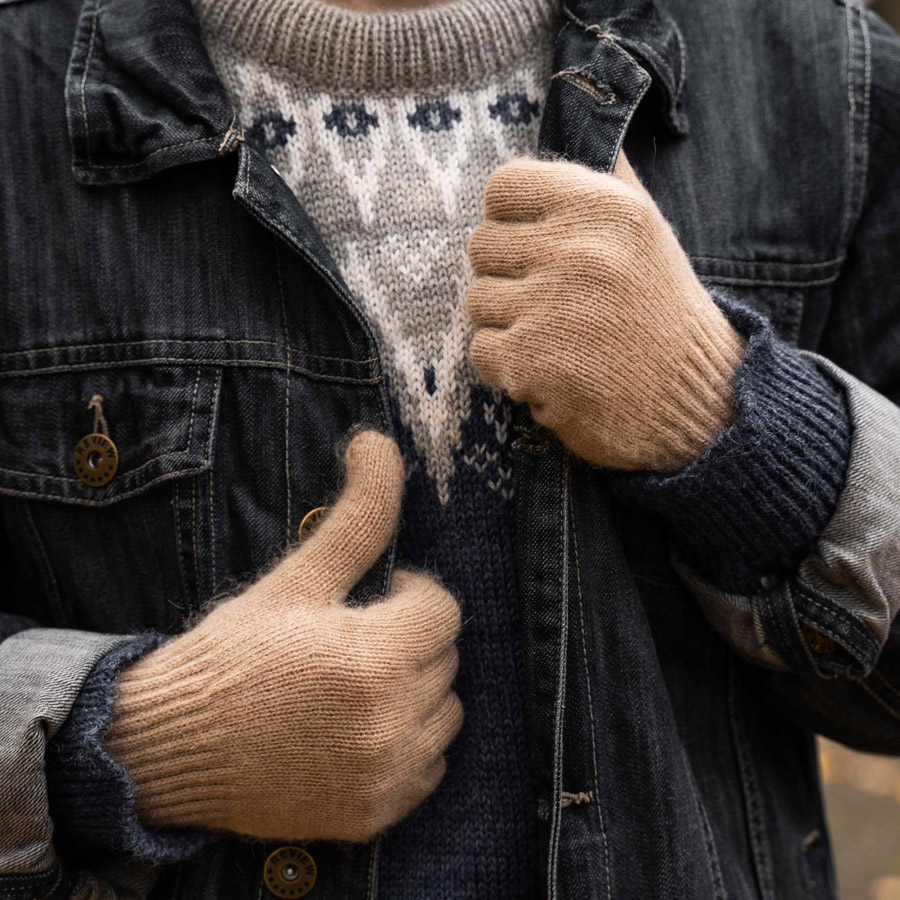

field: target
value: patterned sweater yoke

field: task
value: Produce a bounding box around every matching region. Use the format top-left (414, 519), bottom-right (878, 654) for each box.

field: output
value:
top-left (192, 1), bottom-right (559, 898)
top-left (198, 0), bottom-right (557, 505)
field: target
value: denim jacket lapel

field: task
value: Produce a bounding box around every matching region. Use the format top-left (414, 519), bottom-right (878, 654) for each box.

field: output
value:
top-left (65, 0), bottom-right (239, 185)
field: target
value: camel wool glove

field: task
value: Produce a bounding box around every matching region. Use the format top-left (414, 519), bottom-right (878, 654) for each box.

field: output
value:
top-left (467, 154), bottom-right (746, 471)
top-left (106, 431), bottom-right (462, 844)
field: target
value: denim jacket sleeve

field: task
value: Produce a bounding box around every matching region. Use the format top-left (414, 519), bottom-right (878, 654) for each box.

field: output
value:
top-left (0, 623), bottom-right (138, 898)
top-left (649, 11), bottom-right (900, 752)
top-left (750, 11), bottom-right (900, 752)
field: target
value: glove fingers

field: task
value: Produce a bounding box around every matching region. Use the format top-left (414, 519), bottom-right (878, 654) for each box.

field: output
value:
top-left (468, 220), bottom-right (552, 278)
top-left (299, 430), bottom-right (405, 602)
top-left (467, 275), bottom-right (533, 329)
top-left (483, 156), bottom-right (577, 221)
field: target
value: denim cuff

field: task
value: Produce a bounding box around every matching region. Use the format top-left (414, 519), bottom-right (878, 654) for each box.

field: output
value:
top-left (613, 294), bottom-right (852, 596)
top-left (46, 633), bottom-right (212, 864)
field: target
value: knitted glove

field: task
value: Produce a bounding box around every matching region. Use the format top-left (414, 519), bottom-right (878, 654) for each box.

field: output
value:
top-left (106, 431), bottom-right (462, 844)
top-left (467, 154), bottom-right (746, 472)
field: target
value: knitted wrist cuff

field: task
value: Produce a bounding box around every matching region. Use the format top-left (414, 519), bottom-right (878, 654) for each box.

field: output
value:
top-left (45, 634), bottom-right (212, 864)
top-left (612, 294), bottom-right (852, 594)
top-left (642, 296), bottom-right (745, 470)
top-left (107, 635), bottom-right (238, 832)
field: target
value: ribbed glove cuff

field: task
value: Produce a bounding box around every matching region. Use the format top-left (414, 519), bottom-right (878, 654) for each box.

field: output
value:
top-left (613, 294), bottom-right (852, 594)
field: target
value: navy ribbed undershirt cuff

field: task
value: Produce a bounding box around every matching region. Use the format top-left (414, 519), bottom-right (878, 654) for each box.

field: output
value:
top-left (45, 633), bottom-right (213, 864)
top-left (613, 294), bottom-right (852, 595)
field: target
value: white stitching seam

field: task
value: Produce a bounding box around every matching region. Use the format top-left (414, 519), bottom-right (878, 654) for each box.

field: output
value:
top-left (0, 367), bottom-right (206, 483)
top-left (79, 0), bottom-right (101, 167)
top-left (0, 359), bottom-right (380, 384)
top-left (277, 245), bottom-right (293, 542)
top-left (0, 339), bottom-right (376, 364)
top-left (570, 494), bottom-right (612, 900)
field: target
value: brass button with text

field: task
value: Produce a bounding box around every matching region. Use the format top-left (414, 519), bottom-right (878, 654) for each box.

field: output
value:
top-left (298, 506), bottom-right (328, 541)
top-left (73, 433), bottom-right (119, 487)
top-left (263, 846), bottom-right (317, 898)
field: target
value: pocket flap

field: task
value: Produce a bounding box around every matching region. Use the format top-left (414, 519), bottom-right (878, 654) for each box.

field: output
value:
top-left (0, 365), bottom-right (221, 505)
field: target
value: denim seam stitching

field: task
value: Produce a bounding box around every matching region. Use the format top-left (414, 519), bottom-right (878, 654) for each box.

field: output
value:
top-left (697, 274), bottom-right (839, 288)
top-left (546, 460), bottom-right (570, 900)
top-left (793, 584), bottom-right (880, 659)
top-left (74, 0), bottom-right (235, 174)
top-left (838, 0), bottom-right (872, 249)
top-left (0, 359), bottom-right (381, 384)
top-left (680, 744), bottom-right (728, 900)
top-left (0, 468), bottom-right (210, 505)
top-left (367, 836), bottom-right (380, 900)
top-left (690, 255), bottom-right (843, 268)
top-left (796, 594), bottom-right (871, 649)
top-left (799, 830), bottom-right (822, 900)
top-left (207, 468), bottom-right (217, 598)
top-left (759, 589), bottom-right (813, 675)
top-left (0, 340), bottom-right (377, 365)
top-left (190, 478), bottom-right (200, 603)
top-left (801, 609), bottom-right (871, 663)
top-left (570, 491), bottom-right (612, 900)
top-left (83, 136), bottom-right (228, 171)
top-left (800, 612), bottom-right (864, 659)
top-left (276, 243), bottom-right (293, 542)
top-left (79, 0), bottom-right (101, 167)
top-left (22, 499), bottom-right (67, 626)
top-left (728, 658), bottom-right (776, 900)
top-left (0, 367), bottom-right (206, 483)
top-left (173, 481), bottom-right (190, 607)
top-left (672, 19), bottom-right (687, 102)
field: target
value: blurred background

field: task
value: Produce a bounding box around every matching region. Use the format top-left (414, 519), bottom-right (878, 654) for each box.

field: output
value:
top-left (873, 0), bottom-right (900, 31)
top-left (821, 6), bottom-right (899, 897)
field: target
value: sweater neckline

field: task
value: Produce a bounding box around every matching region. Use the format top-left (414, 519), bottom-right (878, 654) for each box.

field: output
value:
top-left (193, 0), bottom-right (560, 94)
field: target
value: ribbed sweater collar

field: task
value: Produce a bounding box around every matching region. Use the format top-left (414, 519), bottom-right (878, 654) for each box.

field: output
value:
top-left (192, 0), bottom-right (560, 94)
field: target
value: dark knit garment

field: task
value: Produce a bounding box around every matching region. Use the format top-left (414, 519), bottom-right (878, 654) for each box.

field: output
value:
top-left (381, 387), bottom-right (537, 897)
top-left (46, 634), bottom-right (212, 864)
top-left (613, 293), bottom-right (853, 595)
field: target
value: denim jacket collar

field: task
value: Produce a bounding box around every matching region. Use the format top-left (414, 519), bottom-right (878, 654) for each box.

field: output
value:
top-left (64, 0), bottom-right (687, 186)
top-left (65, 0), bottom-right (240, 185)
top-left (561, 0), bottom-right (688, 134)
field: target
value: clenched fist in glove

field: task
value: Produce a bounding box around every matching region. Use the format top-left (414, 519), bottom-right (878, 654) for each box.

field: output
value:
top-left (107, 431), bottom-right (462, 844)
top-left (467, 154), bottom-right (746, 472)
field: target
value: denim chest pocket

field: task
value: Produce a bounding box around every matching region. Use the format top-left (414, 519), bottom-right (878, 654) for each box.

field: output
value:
top-left (0, 363), bottom-right (222, 632)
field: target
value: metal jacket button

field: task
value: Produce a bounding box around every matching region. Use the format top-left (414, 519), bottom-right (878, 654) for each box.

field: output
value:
top-left (264, 846), bottom-right (317, 898)
top-left (801, 623), bottom-right (836, 656)
top-left (298, 506), bottom-right (328, 541)
top-left (73, 433), bottom-right (119, 487)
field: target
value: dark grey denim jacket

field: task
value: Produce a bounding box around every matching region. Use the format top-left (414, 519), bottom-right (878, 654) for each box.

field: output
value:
top-left (2, 0), bottom-right (900, 898)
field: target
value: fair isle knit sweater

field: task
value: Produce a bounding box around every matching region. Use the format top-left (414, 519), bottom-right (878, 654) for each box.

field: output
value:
top-left (199, 1), bottom-right (558, 896)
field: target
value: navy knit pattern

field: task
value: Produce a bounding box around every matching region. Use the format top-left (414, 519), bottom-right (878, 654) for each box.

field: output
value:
top-left (613, 295), bottom-right (852, 595)
top-left (377, 384), bottom-right (539, 900)
top-left (45, 633), bottom-right (212, 863)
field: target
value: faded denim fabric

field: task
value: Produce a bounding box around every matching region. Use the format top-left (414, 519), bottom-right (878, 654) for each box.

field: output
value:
top-left (2, 0), bottom-right (900, 898)
top-left (0, 630), bottom-right (129, 898)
